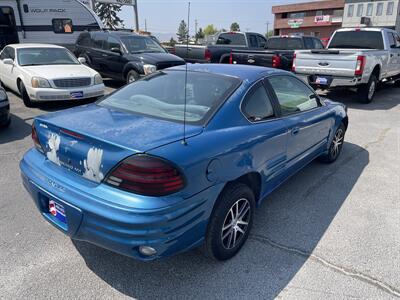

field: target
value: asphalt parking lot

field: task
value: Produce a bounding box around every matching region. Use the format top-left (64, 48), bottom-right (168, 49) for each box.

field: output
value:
top-left (0, 81), bottom-right (399, 299)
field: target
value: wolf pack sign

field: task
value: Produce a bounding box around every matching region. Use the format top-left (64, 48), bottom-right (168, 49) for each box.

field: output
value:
top-left (96, 0), bottom-right (136, 5)
top-left (288, 19), bottom-right (303, 29)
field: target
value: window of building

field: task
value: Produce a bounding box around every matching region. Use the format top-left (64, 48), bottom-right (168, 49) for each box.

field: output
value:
top-left (316, 10), bottom-right (323, 16)
top-left (366, 3), bottom-right (373, 16)
top-left (357, 4), bottom-right (364, 17)
top-left (333, 9), bottom-right (344, 16)
top-left (376, 3), bottom-right (383, 16)
top-left (387, 1), bottom-right (394, 15)
top-left (52, 19), bottom-right (73, 34)
top-left (348, 5), bottom-right (354, 17)
top-left (289, 12), bottom-right (306, 18)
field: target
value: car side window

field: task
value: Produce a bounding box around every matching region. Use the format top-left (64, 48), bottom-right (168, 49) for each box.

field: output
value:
top-left (248, 34), bottom-right (259, 48)
top-left (388, 33), bottom-right (396, 48)
top-left (304, 37), bottom-right (314, 49)
top-left (93, 33), bottom-right (107, 49)
top-left (108, 37), bottom-right (121, 51)
top-left (257, 35), bottom-right (267, 48)
top-left (242, 82), bottom-right (274, 122)
top-left (0, 47), bottom-right (10, 60)
top-left (268, 75), bottom-right (319, 116)
top-left (313, 38), bottom-right (324, 49)
top-left (395, 33), bottom-right (400, 48)
top-left (8, 47), bottom-right (15, 60)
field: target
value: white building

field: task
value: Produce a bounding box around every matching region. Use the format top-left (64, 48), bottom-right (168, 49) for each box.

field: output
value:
top-left (342, 0), bottom-right (400, 31)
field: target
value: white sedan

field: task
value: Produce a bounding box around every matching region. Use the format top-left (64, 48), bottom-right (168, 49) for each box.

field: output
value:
top-left (0, 44), bottom-right (105, 107)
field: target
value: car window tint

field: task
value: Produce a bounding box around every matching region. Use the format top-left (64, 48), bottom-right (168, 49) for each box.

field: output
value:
top-left (304, 37), bottom-right (314, 49)
top-left (267, 38), bottom-right (303, 50)
top-left (388, 33), bottom-right (396, 48)
top-left (268, 76), bottom-right (318, 115)
top-left (257, 35), bottom-right (267, 48)
top-left (108, 37), bottom-right (121, 50)
top-left (328, 31), bottom-right (384, 49)
top-left (248, 35), bottom-right (258, 48)
top-left (313, 38), bottom-right (324, 49)
top-left (242, 83), bottom-right (274, 122)
top-left (77, 33), bottom-right (92, 47)
top-left (216, 33), bottom-right (246, 45)
top-left (0, 47), bottom-right (10, 60)
top-left (93, 33), bottom-right (107, 49)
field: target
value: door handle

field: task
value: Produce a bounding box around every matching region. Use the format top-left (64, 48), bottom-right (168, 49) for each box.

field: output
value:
top-left (291, 127), bottom-right (300, 136)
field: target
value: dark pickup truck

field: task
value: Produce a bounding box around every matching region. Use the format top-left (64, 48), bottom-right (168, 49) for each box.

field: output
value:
top-left (174, 32), bottom-right (267, 64)
top-left (230, 36), bottom-right (325, 70)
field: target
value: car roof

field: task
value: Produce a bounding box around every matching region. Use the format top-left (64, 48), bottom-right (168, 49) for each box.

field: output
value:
top-left (168, 64), bottom-right (288, 82)
top-left (6, 43), bottom-right (66, 49)
top-left (90, 30), bottom-right (143, 37)
top-left (335, 27), bottom-right (385, 32)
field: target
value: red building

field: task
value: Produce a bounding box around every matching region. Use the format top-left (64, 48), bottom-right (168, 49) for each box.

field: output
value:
top-left (272, 0), bottom-right (345, 40)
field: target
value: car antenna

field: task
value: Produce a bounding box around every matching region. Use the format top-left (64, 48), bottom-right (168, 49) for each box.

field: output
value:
top-left (182, 1), bottom-right (191, 146)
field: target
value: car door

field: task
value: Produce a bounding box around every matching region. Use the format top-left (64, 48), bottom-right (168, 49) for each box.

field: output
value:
top-left (392, 32), bottom-right (400, 76)
top-left (386, 32), bottom-right (398, 77)
top-left (103, 36), bottom-right (126, 80)
top-left (0, 46), bottom-right (15, 89)
top-left (240, 81), bottom-right (289, 192)
top-left (267, 75), bottom-right (334, 168)
top-left (90, 33), bottom-right (108, 74)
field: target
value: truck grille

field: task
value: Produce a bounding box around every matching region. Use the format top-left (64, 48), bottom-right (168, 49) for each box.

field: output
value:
top-left (156, 62), bottom-right (185, 70)
top-left (53, 78), bottom-right (91, 88)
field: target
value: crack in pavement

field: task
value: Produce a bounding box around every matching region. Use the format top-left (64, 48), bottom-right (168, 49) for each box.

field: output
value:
top-left (250, 234), bottom-right (400, 298)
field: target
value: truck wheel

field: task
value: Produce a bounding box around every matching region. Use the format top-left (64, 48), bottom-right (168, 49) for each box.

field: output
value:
top-left (358, 75), bottom-right (377, 104)
top-left (204, 183), bottom-right (255, 261)
top-left (18, 81), bottom-right (34, 108)
top-left (126, 70), bottom-right (139, 84)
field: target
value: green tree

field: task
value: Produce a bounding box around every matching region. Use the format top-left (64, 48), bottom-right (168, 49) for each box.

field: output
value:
top-left (94, 3), bottom-right (124, 29)
top-left (195, 28), bottom-right (205, 43)
top-left (204, 24), bottom-right (218, 36)
top-left (230, 22), bottom-right (240, 32)
top-left (177, 20), bottom-right (189, 43)
top-left (266, 30), bottom-right (274, 38)
top-left (169, 37), bottom-right (177, 47)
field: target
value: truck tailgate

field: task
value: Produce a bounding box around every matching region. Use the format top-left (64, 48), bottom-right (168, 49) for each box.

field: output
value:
top-left (295, 50), bottom-right (358, 77)
top-left (232, 50), bottom-right (275, 67)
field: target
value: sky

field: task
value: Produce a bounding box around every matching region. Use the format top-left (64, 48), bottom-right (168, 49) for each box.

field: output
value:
top-left (119, 0), bottom-right (300, 41)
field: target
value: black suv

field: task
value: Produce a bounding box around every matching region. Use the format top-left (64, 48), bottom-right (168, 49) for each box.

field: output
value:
top-left (75, 31), bottom-right (185, 83)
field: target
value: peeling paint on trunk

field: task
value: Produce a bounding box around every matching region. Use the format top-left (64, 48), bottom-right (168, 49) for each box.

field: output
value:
top-left (83, 147), bottom-right (104, 182)
top-left (47, 133), bottom-right (61, 166)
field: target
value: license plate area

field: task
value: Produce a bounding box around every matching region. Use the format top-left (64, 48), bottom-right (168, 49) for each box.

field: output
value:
top-left (309, 75), bottom-right (332, 86)
top-left (316, 76), bottom-right (328, 85)
top-left (70, 91), bottom-right (84, 99)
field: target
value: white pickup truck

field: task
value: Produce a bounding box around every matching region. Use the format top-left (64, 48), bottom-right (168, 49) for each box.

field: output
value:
top-left (293, 28), bottom-right (400, 103)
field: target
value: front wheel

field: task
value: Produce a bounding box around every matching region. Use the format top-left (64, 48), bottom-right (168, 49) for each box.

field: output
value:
top-left (126, 70), bottom-right (140, 84)
top-left (320, 123), bottom-right (346, 163)
top-left (205, 183), bottom-right (255, 261)
top-left (18, 81), bottom-right (34, 108)
top-left (357, 75), bottom-right (377, 104)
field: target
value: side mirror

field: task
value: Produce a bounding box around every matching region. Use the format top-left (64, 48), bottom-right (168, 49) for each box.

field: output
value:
top-left (78, 57), bottom-right (86, 64)
top-left (3, 58), bottom-right (14, 65)
top-left (110, 47), bottom-right (122, 54)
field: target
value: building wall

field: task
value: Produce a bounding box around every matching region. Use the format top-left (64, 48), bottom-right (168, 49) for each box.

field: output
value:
top-left (278, 25), bottom-right (342, 37)
top-left (342, 0), bottom-right (399, 29)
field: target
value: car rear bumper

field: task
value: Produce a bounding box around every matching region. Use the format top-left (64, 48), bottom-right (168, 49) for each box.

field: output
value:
top-left (296, 74), bottom-right (365, 88)
top-left (20, 149), bottom-right (222, 260)
top-left (27, 84), bottom-right (105, 102)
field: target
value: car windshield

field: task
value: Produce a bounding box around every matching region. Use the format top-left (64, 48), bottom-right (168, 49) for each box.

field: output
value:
top-left (99, 70), bottom-right (240, 124)
top-left (120, 36), bottom-right (166, 53)
top-left (267, 38), bottom-right (303, 50)
top-left (18, 48), bottom-right (79, 66)
top-left (328, 31), bottom-right (384, 49)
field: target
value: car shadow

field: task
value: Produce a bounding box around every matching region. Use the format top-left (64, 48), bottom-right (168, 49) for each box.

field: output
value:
top-left (0, 114), bottom-right (32, 144)
top-left (72, 142), bottom-right (369, 299)
top-left (320, 84), bottom-right (400, 111)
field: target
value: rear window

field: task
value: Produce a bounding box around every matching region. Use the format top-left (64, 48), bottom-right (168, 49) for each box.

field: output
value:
top-left (216, 33), bottom-right (246, 45)
top-left (99, 70), bottom-right (240, 125)
top-left (266, 38), bottom-right (303, 50)
top-left (328, 31), bottom-right (384, 49)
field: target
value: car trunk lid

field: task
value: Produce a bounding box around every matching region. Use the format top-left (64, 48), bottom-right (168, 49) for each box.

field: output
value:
top-left (34, 104), bottom-right (203, 183)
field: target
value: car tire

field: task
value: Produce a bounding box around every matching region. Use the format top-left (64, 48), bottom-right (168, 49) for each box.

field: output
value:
top-left (126, 70), bottom-right (140, 84)
top-left (18, 81), bottom-right (34, 108)
top-left (358, 75), bottom-right (377, 104)
top-left (319, 123), bottom-right (346, 164)
top-left (204, 183), bottom-right (255, 261)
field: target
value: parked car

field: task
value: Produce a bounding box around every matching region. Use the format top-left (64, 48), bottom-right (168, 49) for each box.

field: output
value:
top-left (0, 86), bottom-right (10, 128)
top-left (74, 31), bottom-right (185, 83)
top-left (174, 32), bottom-right (267, 63)
top-left (230, 35), bottom-right (324, 70)
top-left (293, 28), bottom-right (400, 103)
top-left (20, 64), bottom-right (348, 261)
top-left (0, 44), bottom-right (105, 107)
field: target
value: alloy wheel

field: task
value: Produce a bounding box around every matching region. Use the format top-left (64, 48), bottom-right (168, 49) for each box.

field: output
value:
top-left (331, 128), bottom-right (344, 158)
top-left (368, 81), bottom-right (376, 100)
top-left (221, 198), bottom-right (251, 250)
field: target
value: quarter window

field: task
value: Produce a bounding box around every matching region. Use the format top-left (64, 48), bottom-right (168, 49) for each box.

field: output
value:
top-left (268, 76), bottom-right (319, 116)
top-left (242, 83), bottom-right (274, 122)
top-left (0, 47), bottom-right (11, 60)
top-left (52, 19), bottom-right (73, 34)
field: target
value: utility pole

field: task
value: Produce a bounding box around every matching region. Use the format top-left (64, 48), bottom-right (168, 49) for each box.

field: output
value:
top-left (266, 21), bottom-right (269, 37)
top-left (145, 18), bottom-right (147, 32)
top-left (134, 0), bottom-right (139, 32)
top-left (194, 19), bottom-right (198, 43)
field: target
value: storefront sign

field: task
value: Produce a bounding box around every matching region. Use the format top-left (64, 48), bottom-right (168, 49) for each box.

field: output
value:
top-left (288, 19), bottom-right (303, 28)
top-left (315, 15), bottom-right (331, 24)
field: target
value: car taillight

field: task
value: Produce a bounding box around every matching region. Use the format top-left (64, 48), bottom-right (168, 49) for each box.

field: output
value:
top-left (205, 49), bottom-right (212, 62)
top-left (355, 55), bottom-right (365, 76)
top-left (272, 55), bottom-right (281, 68)
top-left (229, 52), bottom-right (233, 64)
top-left (292, 53), bottom-right (296, 72)
top-left (105, 155), bottom-right (185, 197)
top-left (31, 124), bottom-right (44, 153)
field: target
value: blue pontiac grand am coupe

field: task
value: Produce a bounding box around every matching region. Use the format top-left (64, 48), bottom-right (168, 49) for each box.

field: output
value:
top-left (20, 64), bottom-right (348, 261)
